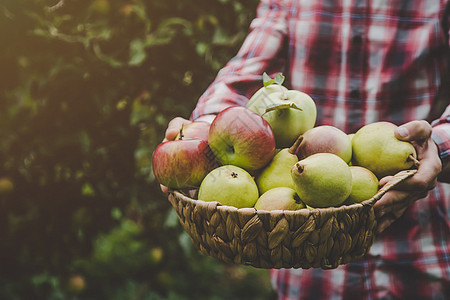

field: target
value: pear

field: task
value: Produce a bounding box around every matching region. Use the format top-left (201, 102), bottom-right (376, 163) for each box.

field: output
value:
top-left (255, 135), bottom-right (302, 194)
top-left (246, 72), bottom-right (317, 148)
top-left (247, 84), bottom-right (289, 115)
top-left (352, 122), bottom-right (418, 178)
top-left (254, 187), bottom-right (305, 211)
top-left (345, 166), bottom-right (379, 205)
top-left (198, 165), bottom-right (259, 208)
top-left (291, 153), bottom-right (352, 208)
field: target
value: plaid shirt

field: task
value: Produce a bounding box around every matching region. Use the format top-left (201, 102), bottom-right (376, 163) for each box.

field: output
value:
top-left (191, 0), bottom-right (450, 299)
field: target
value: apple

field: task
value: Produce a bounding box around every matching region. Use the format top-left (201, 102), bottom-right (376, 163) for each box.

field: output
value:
top-left (296, 125), bottom-right (352, 163)
top-left (198, 165), bottom-right (259, 208)
top-left (152, 139), bottom-right (219, 189)
top-left (174, 121), bottom-right (210, 141)
top-left (208, 106), bottom-right (276, 171)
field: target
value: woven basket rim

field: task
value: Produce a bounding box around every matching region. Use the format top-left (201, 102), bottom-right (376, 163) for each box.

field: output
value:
top-left (171, 169), bottom-right (417, 215)
top-left (167, 169), bottom-right (417, 269)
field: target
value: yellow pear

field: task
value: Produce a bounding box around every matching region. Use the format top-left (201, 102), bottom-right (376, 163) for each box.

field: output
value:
top-left (345, 166), bottom-right (379, 205)
top-left (352, 122), bottom-right (418, 178)
top-left (291, 153), bottom-right (352, 208)
top-left (255, 136), bottom-right (302, 194)
top-left (254, 187), bottom-right (305, 211)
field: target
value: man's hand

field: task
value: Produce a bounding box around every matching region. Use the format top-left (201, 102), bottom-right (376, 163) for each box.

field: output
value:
top-left (373, 120), bottom-right (442, 234)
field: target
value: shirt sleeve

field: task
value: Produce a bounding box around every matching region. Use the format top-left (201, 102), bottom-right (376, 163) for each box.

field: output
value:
top-left (431, 104), bottom-right (450, 183)
top-left (190, 0), bottom-right (289, 122)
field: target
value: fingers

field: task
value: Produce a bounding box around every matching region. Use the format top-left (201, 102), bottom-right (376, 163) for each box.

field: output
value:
top-left (384, 139), bottom-right (441, 192)
top-left (395, 120), bottom-right (432, 143)
top-left (374, 189), bottom-right (428, 234)
top-left (164, 117), bottom-right (191, 142)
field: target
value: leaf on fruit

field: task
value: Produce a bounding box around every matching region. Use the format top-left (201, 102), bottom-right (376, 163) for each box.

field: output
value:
top-left (262, 72), bottom-right (274, 87)
top-left (263, 102), bottom-right (302, 115)
top-left (262, 72), bottom-right (285, 88)
top-left (274, 73), bottom-right (285, 85)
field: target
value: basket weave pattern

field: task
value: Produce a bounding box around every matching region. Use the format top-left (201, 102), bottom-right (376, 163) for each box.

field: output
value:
top-left (168, 170), bottom-right (416, 269)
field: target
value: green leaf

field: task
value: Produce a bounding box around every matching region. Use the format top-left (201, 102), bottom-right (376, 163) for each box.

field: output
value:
top-left (262, 72), bottom-right (275, 87)
top-left (263, 101), bottom-right (303, 115)
top-left (274, 73), bottom-right (285, 85)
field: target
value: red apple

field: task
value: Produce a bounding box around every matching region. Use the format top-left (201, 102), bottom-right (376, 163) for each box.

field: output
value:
top-left (175, 121), bottom-right (210, 141)
top-left (208, 106), bottom-right (276, 171)
top-left (296, 125), bottom-right (352, 163)
top-left (152, 139), bottom-right (219, 189)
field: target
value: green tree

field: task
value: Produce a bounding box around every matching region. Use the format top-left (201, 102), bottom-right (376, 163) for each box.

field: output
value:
top-left (0, 0), bottom-right (276, 299)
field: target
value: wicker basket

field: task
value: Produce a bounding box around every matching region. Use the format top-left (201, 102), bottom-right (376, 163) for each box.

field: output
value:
top-left (168, 169), bottom-right (417, 270)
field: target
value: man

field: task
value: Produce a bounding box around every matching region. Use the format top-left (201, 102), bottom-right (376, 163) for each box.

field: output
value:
top-left (163, 0), bottom-right (450, 298)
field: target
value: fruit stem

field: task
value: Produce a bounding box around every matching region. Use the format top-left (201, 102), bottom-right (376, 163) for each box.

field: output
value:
top-left (288, 135), bottom-right (303, 154)
top-left (408, 154), bottom-right (420, 167)
top-left (177, 125), bottom-right (184, 140)
top-left (295, 163), bottom-right (304, 174)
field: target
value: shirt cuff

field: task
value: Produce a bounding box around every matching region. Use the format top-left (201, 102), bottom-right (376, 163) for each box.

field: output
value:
top-left (431, 125), bottom-right (450, 182)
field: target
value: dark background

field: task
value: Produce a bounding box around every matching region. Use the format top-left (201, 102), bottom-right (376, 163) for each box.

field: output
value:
top-left (0, 0), bottom-right (276, 299)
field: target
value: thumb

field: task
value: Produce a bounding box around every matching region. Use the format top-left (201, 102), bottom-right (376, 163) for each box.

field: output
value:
top-left (394, 120), bottom-right (432, 142)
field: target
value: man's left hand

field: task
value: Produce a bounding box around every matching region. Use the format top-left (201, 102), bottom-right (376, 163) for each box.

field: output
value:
top-left (373, 120), bottom-right (442, 234)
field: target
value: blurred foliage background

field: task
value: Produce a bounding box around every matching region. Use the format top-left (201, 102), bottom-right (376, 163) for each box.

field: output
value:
top-left (0, 0), bottom-right (276, 299)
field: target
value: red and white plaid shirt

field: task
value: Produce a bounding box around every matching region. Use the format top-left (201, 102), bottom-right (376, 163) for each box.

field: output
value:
top-left (191, 0), bottom-right (450, 299)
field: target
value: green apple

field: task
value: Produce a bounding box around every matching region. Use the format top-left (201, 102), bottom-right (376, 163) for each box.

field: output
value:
top-left (198, 165), bottom-right (259, 208)
top-left (291, 153), bottom-right (352, 208)
top-left (352, 121), bottom-right (418, 178)
top-left (345, 166), bottom-right (379, 205)
top-left (254, 187), bottom-right (305, 211)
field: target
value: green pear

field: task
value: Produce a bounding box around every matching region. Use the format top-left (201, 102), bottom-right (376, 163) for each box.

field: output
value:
top-left (255, 135), bottom-right (302, 194)
top-left (254, 187), bottom-right (305, 211)
top-left (247, 72), bottom-right (288, 115)
top-left (259, 90), bottom-right (317, 148)
top-left (345, 166), bottom-right (379, 205)
top-left (246, 72), bottom-right (317, 148)
top-left (352, 122), bottom-right (418, 178)
top-left (291, 153), bottom-right (352, 208)
top-left (198, 165), bottom-right (259, 208)
top-left (247, 84), bottom-right (288, 115)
